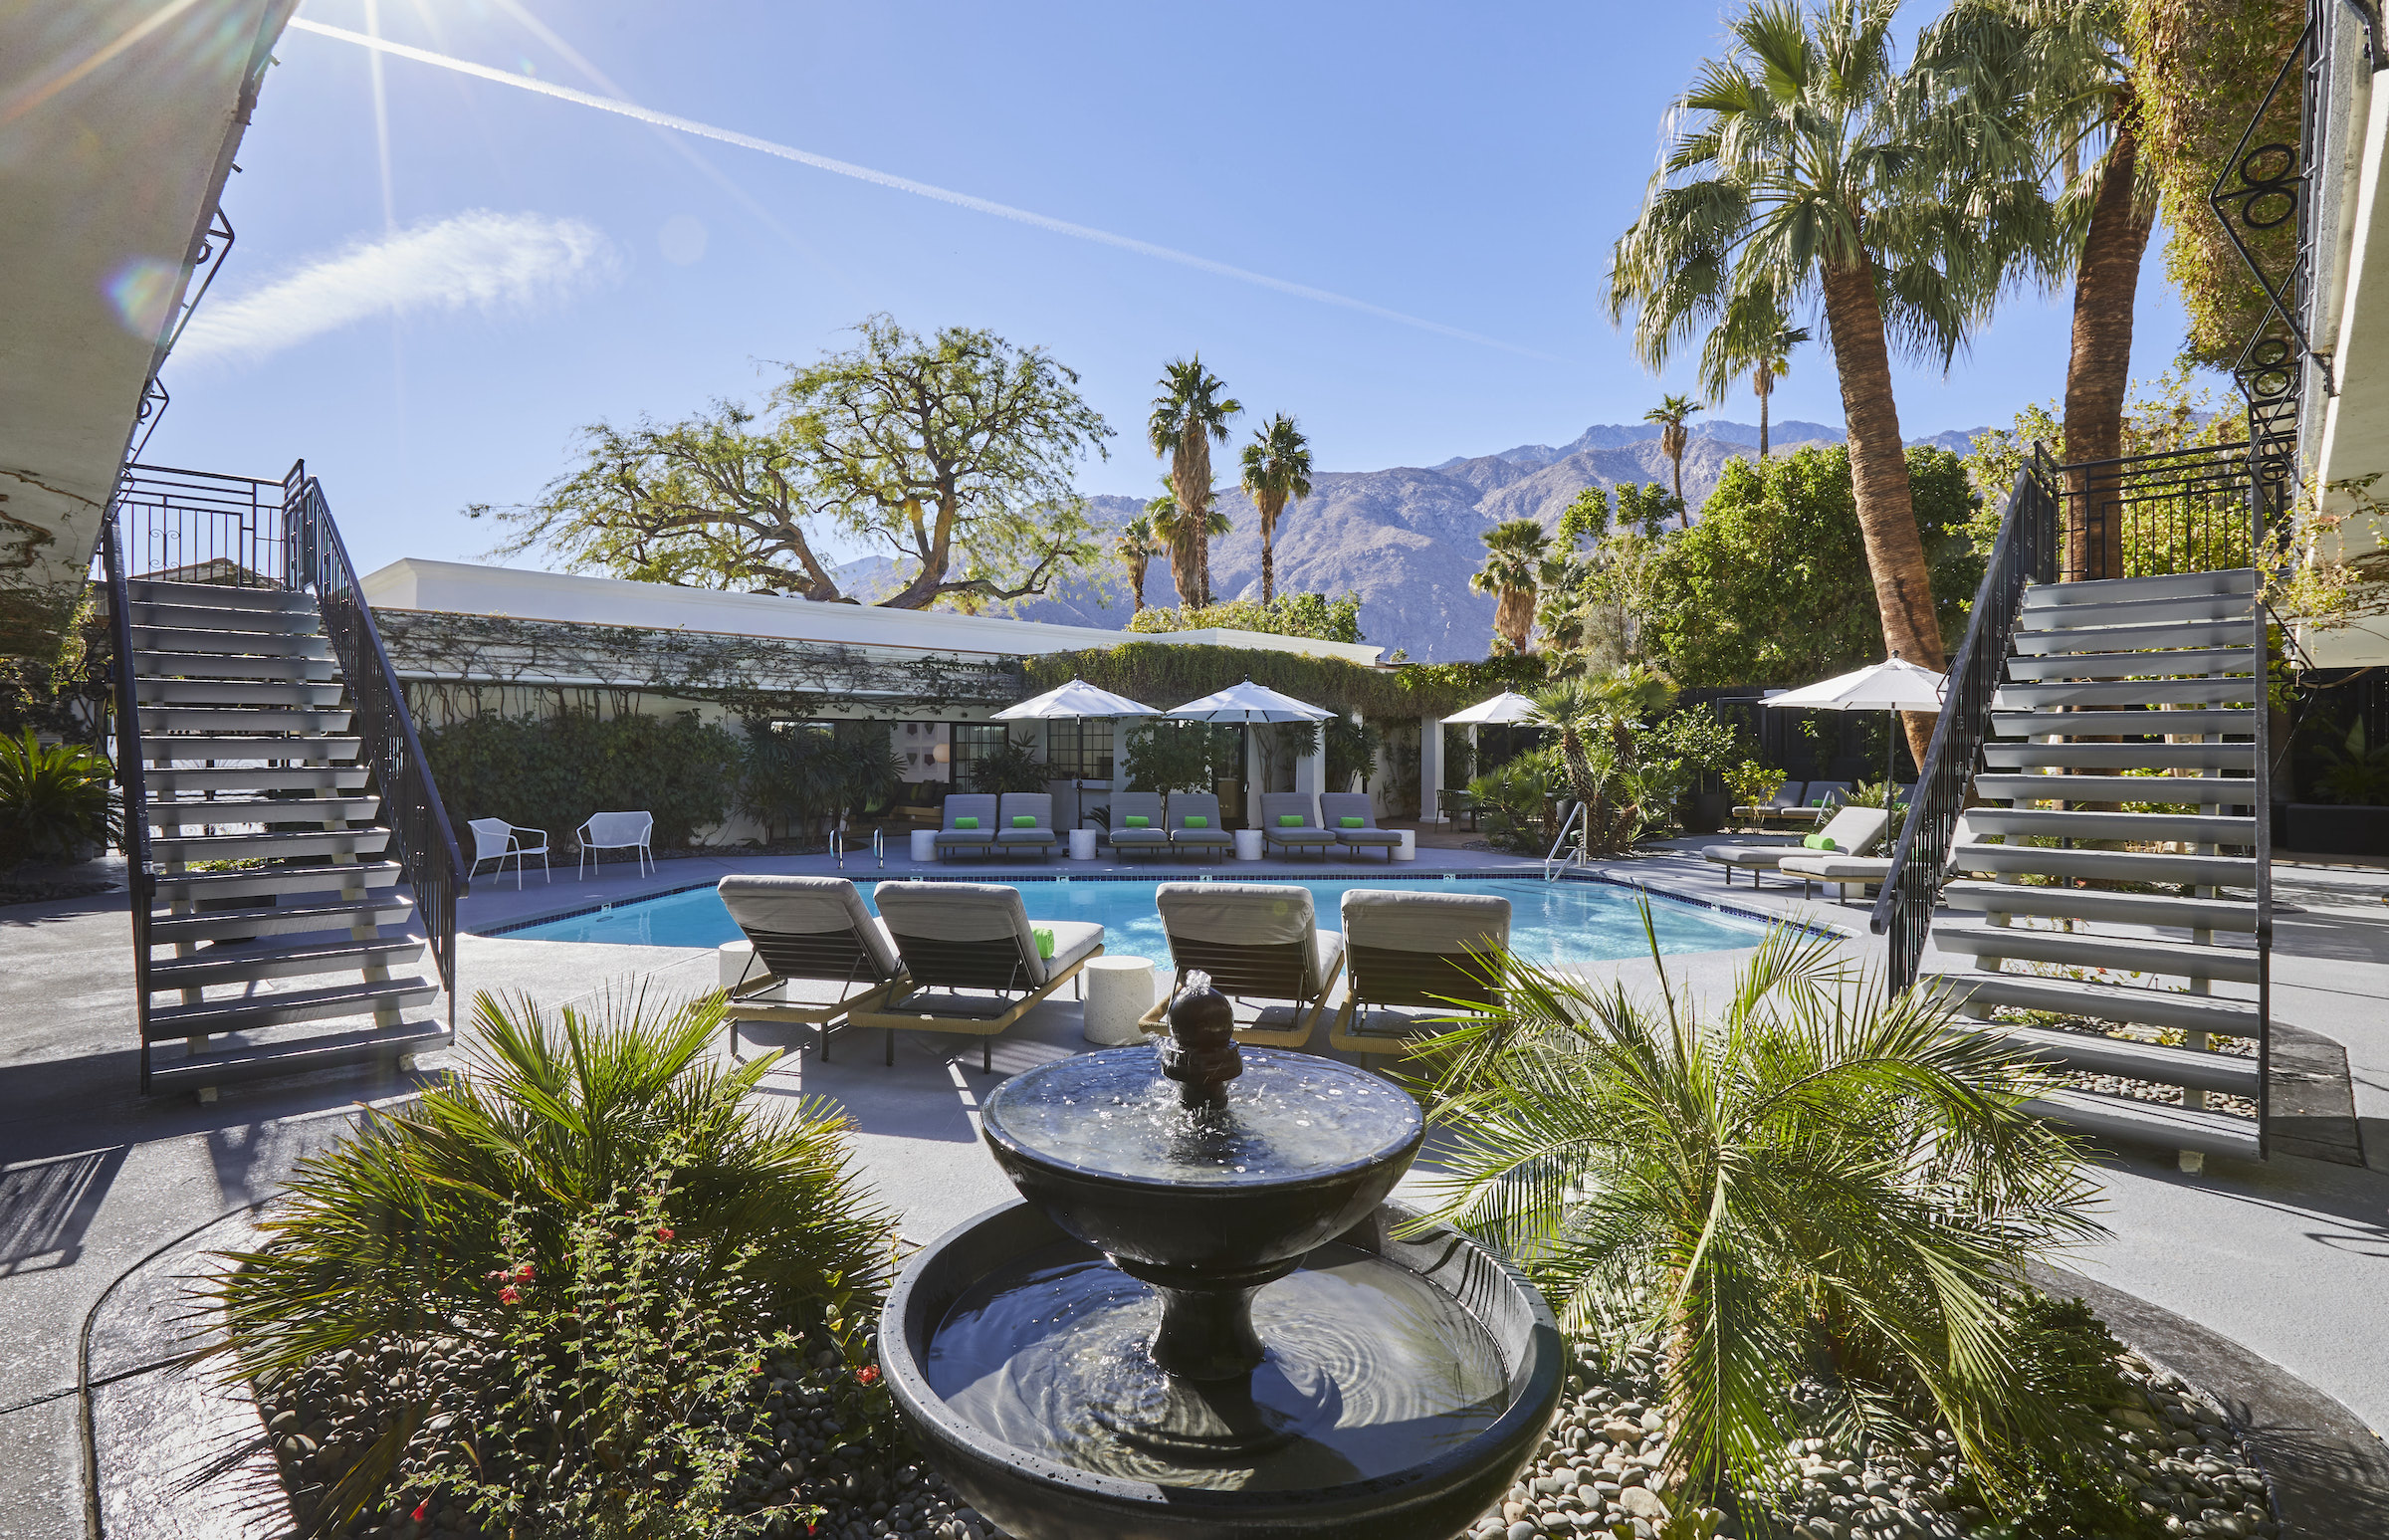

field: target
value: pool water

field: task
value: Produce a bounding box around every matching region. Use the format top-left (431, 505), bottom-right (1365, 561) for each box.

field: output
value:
top-left (506, 877), bottom-right (1769, 966)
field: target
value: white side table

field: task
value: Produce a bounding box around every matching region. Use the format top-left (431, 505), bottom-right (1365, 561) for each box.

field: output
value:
top-left (1393, 829), bottom-right (1417, 862)
top-left (909, 829), bottom-right (938, 863)
top-left (1083, 955), bottom-right (1156, 1044)
top-left (1232, 829), bottom-right (1264, 861)
top-left (718, 940), bottom-right (757, 990)
top-left (1068, 828), bottom-right (1098, 860)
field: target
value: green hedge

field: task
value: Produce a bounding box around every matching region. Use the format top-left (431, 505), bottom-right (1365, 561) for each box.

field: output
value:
top-left (421, 712), bottom-right (743, 855)
top-left (1023, 643), bottom-right (1544, 721)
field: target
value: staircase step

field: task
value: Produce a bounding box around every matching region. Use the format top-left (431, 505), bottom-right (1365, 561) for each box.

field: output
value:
top-left (1966, 1021), bottom-right (2261, 1096)
top-left (2014, 619), bottom-right (2256, 654)
top-left (136, 678), bottom-right (346, 708)
top-left (146, 1019), bottom-right (450, 1092)
top-left (144, 977), bottom-right (438, 1040)
top-left (1993, 677), bottom-right (2258, 710)
top-left (151, 828), bottom-right (389, 863)
top-left (2019, 592), bottom-right (2257, 630)
top-left (146, 795), bottom-right (382, 828)
top-left (1963, 808), bottom-right (2256, 845)
top-left (1992, 708), bottom-right (2255, 739)
top-left (1980, 742), bottom-right (2255, 770)
top-left (1953, 844), bottom-right (2256, 887)
top-left (152, 860), bottom-right (402, 903)
top-left (126, 601), bottom-right (321, 636)
top-left (1932, 923), bottom-right (2262, 984)
top-left (150, 937), bottom-right (425, 992)
top-left (148, 895), bottom-right (414, 945)
top-left (1926, 970), bottom-right (2262, 1038)
top-left (1943, 879), bottom-right (2259, 932)
top-left (129, 625), bottom-right (331, 659)
top-left (2016, 1089), bottom-right (2262, 1161)
top-left (140, 736), bottom-right (360, 765)
top-left (2003, 646), bottom-right (2261, 682)
top-left (133, 650), bottom-right (335, 683)
top-left (125, 580), bottom-right (313, 613)
top-left (139, 705), bottom-right (353, 735)
top-left (146, 765), bottom-right (371, 793)
top-left (1974, 773), bottom-right (2258, 806)
top-left (2022, 570), bottom-right (2258, 608)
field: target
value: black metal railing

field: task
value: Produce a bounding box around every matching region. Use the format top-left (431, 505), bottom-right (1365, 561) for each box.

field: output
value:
top-left (282, 463), bottom-right (467, 1027)
top-left (1868, 448), bottom-right (2061, 990)
top-left (113, 463), bottom-right (290, 588)
top-left (97, 501), bottom-right (158, 1087)
top-left (2057, 442), bottom-right (2261, 583)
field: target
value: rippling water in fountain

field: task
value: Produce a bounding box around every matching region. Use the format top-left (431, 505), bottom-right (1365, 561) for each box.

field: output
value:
top-left (925, 1238), bottom-right (1508, 1490)
top-left (984, 1049), bottom-right (1419, 1186)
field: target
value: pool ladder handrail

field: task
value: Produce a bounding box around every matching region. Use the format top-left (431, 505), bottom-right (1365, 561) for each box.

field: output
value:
top-left (1542, 800), bottom-right (1587, 880)
top-left (831, 824), bottom-right (885, 871)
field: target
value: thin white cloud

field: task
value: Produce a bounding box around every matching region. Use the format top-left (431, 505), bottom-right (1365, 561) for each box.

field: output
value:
top-left (175, 210), bottom-right (618, 365)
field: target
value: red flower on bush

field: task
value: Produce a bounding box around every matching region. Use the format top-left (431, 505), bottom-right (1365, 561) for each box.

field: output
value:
top-left (411, 1499), bottom-right (430, 1522)
top-left (499, 1286), bottom-right (521, 1305)
top-left (854, 1365), bottom-right (880, 1387)
top-left (655, 1225), bottom-right (674, 1241)
top-left (513, 1261), bottom-right (536, 1281)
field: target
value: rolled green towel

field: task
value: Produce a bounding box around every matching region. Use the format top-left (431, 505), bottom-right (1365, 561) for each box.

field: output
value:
top-left (1338, 816), bottom-right (1364, 828)
top-left (1011, 814), bottom-right (1035, 827)
top-left (953, 816), bottom-right (978, 829)
top-left (1277, 814), bottom-right (1303, 827)
top-left (1124, 815), bottom-right (1151, 828)
top-left (1803, 833), bottom-right (1840, 851)
top-left (1031, 927), bottom-right (1055, 959)
top-left (1183, 815), bottom-right (1208, 828)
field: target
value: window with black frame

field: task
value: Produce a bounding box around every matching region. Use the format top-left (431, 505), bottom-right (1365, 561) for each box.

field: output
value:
top-left (1043, 718), bottom-right (1115, 780)
top-left (949, 722), bottom-right (1011, 790)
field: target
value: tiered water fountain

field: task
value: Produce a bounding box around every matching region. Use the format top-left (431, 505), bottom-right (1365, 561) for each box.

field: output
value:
top-left (882, 975), bottom-right (1564, 1540)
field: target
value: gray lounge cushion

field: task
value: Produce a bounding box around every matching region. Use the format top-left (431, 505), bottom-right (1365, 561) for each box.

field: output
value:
top-left (1168, 792), bottom-right (1234, 844)
top-left (996, 792), bottom-right (1057, 843)
top-left (1107, 791), bottom-right (1170, 846)
top-left (1779, 854), bottom-right (1892, 881)
top-left (1319, 792), bottom-right (1401, 845)
top-left (871, 881), bottom-right (1101, 988)
top-left (1259, 791), bottom-right (1334, 845)
top-left (718, 875), bottom-right (901, 979)
top-left (1340, 888), bottom-right (1510, 956)
top-left (935, 793), bottom-right (998, 845)
top-left (1703, 843), bottom-right (1799, 870)
top-left (1155, 882), bottom-right (1344, 994)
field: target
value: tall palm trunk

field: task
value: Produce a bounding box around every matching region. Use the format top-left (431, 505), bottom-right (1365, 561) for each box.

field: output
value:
top-left (1664, 427), bottom-right (1690, 528)
top-left (1260, 532), bottom-right (1275, 606)
top-left (1819, 253), bottom-right (1943, 770)
top-left (1756, 365), bottom-right (1775, 459)
top-left (1174, 426), bottom-right (1213, 608)
top-left (1495, 588), bottom-right (1534, 654)
top-left (2062, 108), bottom-right (2154, 584)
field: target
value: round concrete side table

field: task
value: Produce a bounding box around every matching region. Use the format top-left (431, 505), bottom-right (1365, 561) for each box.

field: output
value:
top-left (1082, 955), bottom-right (1156, 1044)
top-left (909, 828), bottom-right (938, 863)
top-left (718, 939), bottom-right (756, 990)
top-left (1068, 827), bottom-right (1098, 860)
top-left (1232, 828), bottom-right (1264, 861)
top-left (1393, 828), bottom-right (1417, 862)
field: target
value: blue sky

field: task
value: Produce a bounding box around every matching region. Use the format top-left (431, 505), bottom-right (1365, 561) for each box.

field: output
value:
top-left (144, 0), bottom-right (2204, 578)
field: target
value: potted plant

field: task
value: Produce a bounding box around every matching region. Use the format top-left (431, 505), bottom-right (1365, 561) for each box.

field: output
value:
top-left (1648, 703), bottom-right (1741, 834)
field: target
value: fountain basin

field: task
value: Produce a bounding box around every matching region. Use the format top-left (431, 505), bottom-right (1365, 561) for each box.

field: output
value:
top-left (883, 1198), bottom-right (1565, 1540)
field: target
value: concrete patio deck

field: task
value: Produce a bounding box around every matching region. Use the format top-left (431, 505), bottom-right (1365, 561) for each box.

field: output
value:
top-left (1, 838), bottom-right (2383, 1539)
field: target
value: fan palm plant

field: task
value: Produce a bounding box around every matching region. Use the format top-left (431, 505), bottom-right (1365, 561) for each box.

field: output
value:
top-left (1113, 515), bottom-right (1163, 612)
top-left (1144, 489), bottom-right (1230, 600)
top-left (1610, 0), bottom-right (2049, 769)
top-left (1410, 919), bottom-right (2105, 1505)
top-left (1699, 303), bottom-right (1811, 461)
top-left (1470, 518), bottom-right (1550, 654)
top-left (1530, 666), bottom-right (1674, 854)
top-left (0, 729), bottom-right (117, 869)
top-left (1643, 395), bottom-right (1704, 525)
top-left (1238, 412), bottom-right (1314, 605)
top-left (1148, 357), bottom-right (1242, 607)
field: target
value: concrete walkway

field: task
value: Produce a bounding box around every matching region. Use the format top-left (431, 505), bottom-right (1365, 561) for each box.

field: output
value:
top-left (2, 841), bottom-right (2383, 1539)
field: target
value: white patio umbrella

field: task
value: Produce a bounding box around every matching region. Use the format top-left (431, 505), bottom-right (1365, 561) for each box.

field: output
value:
top-left (1440, 690), bottom-right (1541, 726)
top-left (1766, 654), bottom-right (1946, 796)
top-left (991, 678), bottom-right (1158, 721)
top-left (1165, 677), bottom-right (1335, 725)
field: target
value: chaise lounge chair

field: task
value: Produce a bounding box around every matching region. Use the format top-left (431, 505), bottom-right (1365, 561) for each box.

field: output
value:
top-left (1319, 791), bottom-right (1402, 862)
top-left (1258, 791), bottom-right (1336, 861)
top-left (1700, 804), bottom-right (1889, 888)
top-left (1105, 790), bottom-right (1171, 861)
top-left (1733, 780), bottom-right (1808, 826)
top-left (1797, 781), bottom-right (1854, 825)
top-left (1168, 791), bottom-right (1235, 863)
top-left (996, 791), bottom-right (1060, 863)
top-left (717, 875), bottom-right (908, 1061)
top-left (934, 793), bottom-right (998, 863)
top-left (1328, 888), bottom-right (1511, 1058)
top-left (850, 882), bottom-right (1104, 1071)
top-left (1136, 882), bottom-right (1346, 1047)
top-left (1781, 811), bottom-right (1976, 906)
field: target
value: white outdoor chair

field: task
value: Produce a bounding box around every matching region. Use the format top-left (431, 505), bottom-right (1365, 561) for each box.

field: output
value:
top-left (576, 810), bottom-right (655, 880)
top-left (468, 818), bottom-right (550, 889)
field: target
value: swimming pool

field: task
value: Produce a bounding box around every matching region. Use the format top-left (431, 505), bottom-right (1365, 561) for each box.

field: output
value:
top-left (504, 876), bottom-right (1772, 966)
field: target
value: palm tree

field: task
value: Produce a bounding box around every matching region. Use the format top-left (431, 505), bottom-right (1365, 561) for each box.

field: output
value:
top-left (1642, 394), bottom-right (1703, 526)
top-left (1144, 490), bottom-right (1230, 610)
top-left (1148, 356), bottom-right (1242, 607)
top-left (1529, 666), bottom-right (1675, 854)
top-left (1701, 304), bottom-right (1812, 460)
top-left (1610, 0), bottom-right (2047, 769)
top-left (1113, 515), bottom-right (1162, 612)
top-left (1470, 518), bottom-right (1550, 655)
top-left (1410, 924), bottom-right (2103, 1502)
top-left (1238, 412), bottom-right (1313, 605)
top-left (1921, 0), bottom-right (2154, 580)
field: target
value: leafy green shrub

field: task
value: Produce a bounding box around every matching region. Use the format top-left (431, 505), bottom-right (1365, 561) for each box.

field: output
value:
top-left (1122, 719), bottom-right (1239, 794)
top-left (1644, 702), bottom-right (1747, 795)
top-left (1722, 760), bottom-right (1786, 810)
top-left (209, 989), bottom-right (895, 1536)
top-left (2310, 719), bottom-right (2389, 805)
top-left (1324, 715), bottom-right (1383, 793)
top-left (740, 725), bottom-right (899, 843)
top-left (1126, 590), bottom-right (1365, 644)
top-left (0, 729), bottom-right (117, 869)
top-left (967, 733), bottom-right (1051, 794)
top-left (1468, 745), bottom-right (1563, 852)
top-left (1412, 920), bottom-right (2109, 1507)
top-left (420, 711), bottom-right (743, 851)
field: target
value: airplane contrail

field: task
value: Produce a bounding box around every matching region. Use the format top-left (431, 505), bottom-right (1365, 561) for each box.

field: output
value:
top-left (285, 17), bottom-right (1556, 361)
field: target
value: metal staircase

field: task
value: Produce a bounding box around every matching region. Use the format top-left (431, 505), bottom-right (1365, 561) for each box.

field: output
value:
top-left (1873, 444), bottom-right (2276, 1171)
top-left (101, 463), bottom-right (464, 1100)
